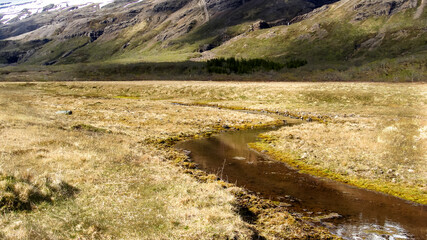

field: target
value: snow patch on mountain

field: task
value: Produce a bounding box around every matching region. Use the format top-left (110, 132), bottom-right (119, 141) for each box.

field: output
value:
top-left (0, 0), bottom-right (115, 24)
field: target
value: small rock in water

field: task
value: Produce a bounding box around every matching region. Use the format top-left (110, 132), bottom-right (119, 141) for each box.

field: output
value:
top-left (318, 213), bottom-right (342, 221)
top-left (279, 203), bottom-right (291, 207)
top-left (322, 222), bottom-right (335, 229)
top-left (232, 156), bottom-right (246, 160)
top-left (222, 125), bottom-right (230, 129)
top-left (183, 150), bottom-right (191, 156)
top-left (56, 110), bottom-right (72, 115)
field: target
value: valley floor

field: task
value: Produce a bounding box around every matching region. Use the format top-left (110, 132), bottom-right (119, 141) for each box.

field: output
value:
top-left (0, 81), bottom-right (425, 239)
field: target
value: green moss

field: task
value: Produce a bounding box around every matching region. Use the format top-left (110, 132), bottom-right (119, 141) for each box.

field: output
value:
top-left (249, 142), bottom-right (427, 205)
top-left (113, 95), bottom-right (140, 99)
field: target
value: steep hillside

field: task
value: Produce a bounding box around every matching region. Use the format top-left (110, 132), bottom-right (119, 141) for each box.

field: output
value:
top-left (0, 0), bottom-right (425, 81)
top-left (0, 0), bottom-right (339, 65)
top-left (210, 0), bottom-right (426, 64)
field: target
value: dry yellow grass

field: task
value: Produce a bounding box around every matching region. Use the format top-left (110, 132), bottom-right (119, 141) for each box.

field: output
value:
top-left (0, 82), bottom-right (279, 239)
top-left (0, 81), bottom-right (425, 239)
top-left (53, 80), bottom-right (424, 203)
top-left (147, 81), bottom-right (424, 204)
top-left (263, 119), bottom-right (426, 184)
top-left (250, 117), bottom-right (426, 203)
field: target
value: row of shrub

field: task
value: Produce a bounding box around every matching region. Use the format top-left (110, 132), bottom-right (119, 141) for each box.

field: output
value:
top-left (1, 57), bottom-right (308, 81)
top-left (206, 57), bottom-right (307, 74)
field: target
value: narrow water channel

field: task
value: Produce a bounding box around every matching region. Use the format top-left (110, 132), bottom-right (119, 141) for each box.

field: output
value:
top-left (176, 126), bottom-right (427, 240)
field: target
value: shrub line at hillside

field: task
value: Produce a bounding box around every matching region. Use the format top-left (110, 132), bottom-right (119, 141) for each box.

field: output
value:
top-left (206, 57), bottom-right (307, 74)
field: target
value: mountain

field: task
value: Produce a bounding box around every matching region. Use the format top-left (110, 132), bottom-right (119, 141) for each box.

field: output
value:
top-left (0, 0), bottom-right (425, 81)
top-left (212, 0), bottom-right (426, 63)
top-left (0, 0), bottom-right (116, 25)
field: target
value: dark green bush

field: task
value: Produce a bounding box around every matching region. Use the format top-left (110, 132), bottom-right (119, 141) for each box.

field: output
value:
top-left (206, 57), bottom-right (285, 74)
top-left (285, 58), bottom-right (308, 68)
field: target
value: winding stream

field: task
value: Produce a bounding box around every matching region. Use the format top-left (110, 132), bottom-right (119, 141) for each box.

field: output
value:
top-left (176, 125), bottom-right (427, 239)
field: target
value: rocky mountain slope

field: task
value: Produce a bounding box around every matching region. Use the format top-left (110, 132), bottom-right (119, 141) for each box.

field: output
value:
top-left (0, 0), bottom-right (116, 25)
top-left (211, 0), bottom-right (426, 64)
top-left (0, 0), bottom-right (425, 77)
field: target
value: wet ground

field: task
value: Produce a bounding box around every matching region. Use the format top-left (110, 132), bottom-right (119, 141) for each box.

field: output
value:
top-left (176, 126), bottom-right (427, 239)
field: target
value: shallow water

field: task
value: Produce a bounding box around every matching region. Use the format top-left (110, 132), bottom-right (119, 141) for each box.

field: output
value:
top-left (176, 126), bottom-right (427, 239)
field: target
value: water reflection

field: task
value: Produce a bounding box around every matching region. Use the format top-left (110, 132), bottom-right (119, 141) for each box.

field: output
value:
top-left (336, 221), bottom-right (410, 239)
top-left (176, 127), bottom-right (427, 239)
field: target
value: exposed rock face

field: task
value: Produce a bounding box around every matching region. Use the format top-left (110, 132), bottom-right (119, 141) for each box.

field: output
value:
top-left (0, 21), bottom-right (46, 40)
top-left (199, 43), bottom-right (216, 52)
top-left (88, 30), bottom-right (104, 42)
top-left (307, 0), bottom-right (339, 6)
top-left (290, 5), bottom-right (330, 24)
top-left (153, 0), bottom-right (191, 12)
top-left (206, 0), bottom-right (246, 13)
top-left (1, 0), bottom-right (317, 43)
top-left (414, 0), bottom-right (426, 19)
top-left (103, 18), bottom-right (138, 34)
top-left (42, 4), bottom-right (56, 12)
top-left (0, 51), bottom-right (21, 64)
top-left (353, 0), bottom-right (418, 20)
top-left (0, 39), bottom-right (50, 64)
top-left (251, 21), bottom-right (270, 31)
top-left (360, 32), bottom-right (386, 51)
top-left (291, 0), bottom-right (419, 23)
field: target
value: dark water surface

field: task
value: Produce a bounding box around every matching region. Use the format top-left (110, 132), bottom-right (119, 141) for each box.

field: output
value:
top-left (176, 127), bottom-right (427, 239)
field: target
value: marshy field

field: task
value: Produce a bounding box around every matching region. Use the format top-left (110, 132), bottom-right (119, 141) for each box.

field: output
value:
top-left (0, 81), bottom-right (426, 239)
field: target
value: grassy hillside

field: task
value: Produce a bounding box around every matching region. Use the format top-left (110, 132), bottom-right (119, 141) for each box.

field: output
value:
top-left (211, 1), bottom-right (426, 63)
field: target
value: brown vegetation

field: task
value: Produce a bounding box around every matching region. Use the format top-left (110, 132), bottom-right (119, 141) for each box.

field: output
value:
top-left (0, 82), bottom-right (274, 239)
top-left (0, 81), bottom-right (424, 239)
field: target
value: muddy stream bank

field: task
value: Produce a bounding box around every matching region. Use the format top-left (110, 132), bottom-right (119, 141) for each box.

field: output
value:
top-left (176, 125), bottom-right (427, 239)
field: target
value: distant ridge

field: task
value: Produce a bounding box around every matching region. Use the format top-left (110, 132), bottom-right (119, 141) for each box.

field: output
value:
top-left (0, 0), bottom-right (425, 82)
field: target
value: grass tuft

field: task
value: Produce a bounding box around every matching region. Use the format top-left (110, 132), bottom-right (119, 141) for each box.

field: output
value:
top-left (71, 124), bottom-right (111, 133)
top-left (0, 172), bottom-right (76, 212)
